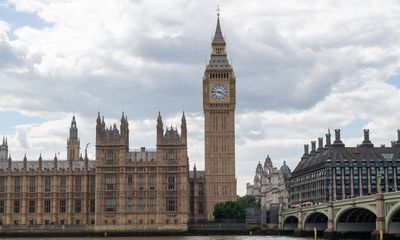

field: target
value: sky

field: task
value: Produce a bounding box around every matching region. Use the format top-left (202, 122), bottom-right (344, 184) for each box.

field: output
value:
top-left (1, 0), bottom-right (400, 195)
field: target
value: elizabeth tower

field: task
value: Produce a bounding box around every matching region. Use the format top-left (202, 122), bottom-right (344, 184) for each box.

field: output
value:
top-left (203, 13), bottom-right (237, 219)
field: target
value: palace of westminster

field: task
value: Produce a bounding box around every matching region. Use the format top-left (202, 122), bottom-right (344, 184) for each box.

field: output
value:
top-left (0, 14), bottom-right (237, 232)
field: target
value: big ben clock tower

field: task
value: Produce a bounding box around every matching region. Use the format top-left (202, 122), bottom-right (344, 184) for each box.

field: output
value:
top-left (203, 12), bottom-right (237, 220)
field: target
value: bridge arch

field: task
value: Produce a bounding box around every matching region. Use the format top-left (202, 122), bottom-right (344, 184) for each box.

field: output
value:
top-left (303, 211), bottom-right (328, 231)
top-left (386, 202), bottom-right (400, 234)
top-left (282, 215), bottom-right (298, 230)
top-left (335, 207), bottom-right (376, 233)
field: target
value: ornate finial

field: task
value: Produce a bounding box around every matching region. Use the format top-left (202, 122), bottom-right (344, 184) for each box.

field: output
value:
top-left (216, 5), bottom-right (220, 17)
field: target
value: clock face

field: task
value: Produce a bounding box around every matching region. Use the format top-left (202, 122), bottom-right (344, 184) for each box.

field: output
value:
top-left (211, 83), bottom-right (228, 100)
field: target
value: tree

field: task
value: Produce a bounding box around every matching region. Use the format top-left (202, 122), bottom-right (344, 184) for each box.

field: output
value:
top-left (213, 195), bottom-right (260, 220)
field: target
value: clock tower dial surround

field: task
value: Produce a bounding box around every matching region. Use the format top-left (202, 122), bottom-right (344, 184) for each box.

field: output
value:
top-left (203, 14), bottom-right (237, 220)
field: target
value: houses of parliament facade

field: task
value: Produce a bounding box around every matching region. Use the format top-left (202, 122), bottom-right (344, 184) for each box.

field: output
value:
top-left (0, 14), bottom-right (237, 233)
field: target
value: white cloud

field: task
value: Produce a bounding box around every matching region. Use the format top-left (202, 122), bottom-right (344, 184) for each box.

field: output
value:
top-left (1, 0), bottom-right (400, 195)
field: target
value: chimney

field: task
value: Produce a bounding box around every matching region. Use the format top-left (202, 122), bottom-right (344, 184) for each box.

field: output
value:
top-left (360, 129), bottom-right (373, 147)
top-left (303, 144), bottom-right (309, 156)
top-left (397, 129), bottom-right (400, 143)
top-left (311, 141), bottom-right (316, 153)
top-left (317, 137), bottom-right (323, 150)
top-left (333, 129), bottom-right (345, 147)
top-left (325, 131), bottom-right (331, 147)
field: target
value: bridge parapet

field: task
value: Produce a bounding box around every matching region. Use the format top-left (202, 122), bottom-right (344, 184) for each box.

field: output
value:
top-left (280, 191), bottom-right (400, 234)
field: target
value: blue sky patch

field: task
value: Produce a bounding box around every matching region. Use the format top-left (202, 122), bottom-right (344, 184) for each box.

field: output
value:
top-left (386, 71), bottom-right (400, 88)
top-left (341, 118), bottom-right (370, 140)
top-left (0, 110), bottom-right (44, 135)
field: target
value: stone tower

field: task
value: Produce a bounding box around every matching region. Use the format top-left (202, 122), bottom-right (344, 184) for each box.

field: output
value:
top-left (203, 13), bottom-right (237, 219)
top-left (0, 137), bottom-right (8, 161)
top-left (67, 115), bottom-right (80, 161)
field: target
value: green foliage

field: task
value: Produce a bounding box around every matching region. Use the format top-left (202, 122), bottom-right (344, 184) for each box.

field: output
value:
top-left (213, 195), bottom-right (260, 220)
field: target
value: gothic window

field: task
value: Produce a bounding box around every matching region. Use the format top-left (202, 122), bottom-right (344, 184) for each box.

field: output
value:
top-left (90, 199), bottom-right (95, 213)
top-left (167, 175), bottom-right (176, 190)
top-left (29, 176), bottom-right (36, 192)
top-left (0, 177), bottom-right (4, 192)
top-left (44, 176), bottom-right (52, 192)
top-left (13, 200), bottom-right (20, 213)
top-left (60, 176), bottom-right (67, 192)
top-left (89, 176), bottom-right (96, 192)
top-left (105, 198), bottom-right (116, 212)
top-left (0, 200), bottom-right (4, 213)
top-left (44, 199), bottom-right (51, 213)
top-left (166, 198), bottom-right (177, 212)
top-left (149, 198), bottom-right (156, 212)
top-left (29, 200), bottom-right (35, 213)
top-left (127, 197), bottom-right (133, 212)
top-left (105, 175), bottom-right (116, 191)
top-left (149, 175), bottom-right (156, 190)
top-left (127, 176), bottom-right (133, 191)
top-left (59, 199), bottom-right (66, 213)
top-left (138, 175), bottom-right (144, 190)
top-left (138, 198), bottom-right (145, 212)
top-left (70, 149), bottom-right (74, 161)
top-left (167, 150), bottom-right (177, 164)
top-left (106, 150), bottom-right (114, 165)
top-left (14, 177), bottom-right (21, 193)
top-left (75, 176), bottom-right (82, 192)
top-left (75, 199), bottom-right (81, 213)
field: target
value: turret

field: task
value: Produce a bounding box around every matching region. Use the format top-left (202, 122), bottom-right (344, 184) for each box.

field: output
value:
top-left (53, 153), bottom-right (58, 170)
top-left (157, 112), bottom-right (164, 145)
top-left (23, 153), bottom-right (27, 171)
top-left (7, 154), bottom-right (11, 171)
top-left (96, 112), bottom-right (102, 136)
top-left (120, 112), bottom-right (129, 147)
top-left (181, 112), bottom-right (187, 144)
top-left (211, 10), bottom-right (226, 55)
top-left (38, 154), bottom-right (42, 171)
top-left (0, 136), bottom-right (8, 161)
top-left (67, 115), bottom-right (80, 161)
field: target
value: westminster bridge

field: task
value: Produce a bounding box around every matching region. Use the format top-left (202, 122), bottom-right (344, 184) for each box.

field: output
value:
top-left (279, 191), bottom-right (400, 235)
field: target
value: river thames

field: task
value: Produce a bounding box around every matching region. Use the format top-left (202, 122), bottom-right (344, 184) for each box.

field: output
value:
top-left (8, 237), bottom-right (310, 240)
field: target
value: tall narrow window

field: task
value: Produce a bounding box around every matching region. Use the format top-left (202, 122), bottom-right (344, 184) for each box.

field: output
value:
top-left (29, 176), bottom-right (36, 192)
top-left (0, 177), bottom-right (5, 192)
top-left (60, 176), bottom-right (67, 192)
top-left (166, 198), bottom-right (177, 212)
top-left (90, 198), bottom-right (95, 213)
top-left (127, 176), bottom-right (133, 191)
top-left (149, 175), bottom-right (156, 190)
top-left (105, 198), bottom-right (116, 212)
top-left (127, 197), bottom-right (133, 212)
top-left (106, 150), bottom-right (114, 165)
top-left (75, 176), bottom-right (82, 192)
top-left (89, 176), bottom-right (96, 192)
top-left (149, 198), bottom-right (156, 212)
top-left (44, 176), bottom-right (51, 192)
top-left (13, 199), bottom-right (20, 213)
top-left (14, 177), bottom-right (21, 193)
top-left (44, 199), bottom-right (51, 213)
top-left (138, 198), bottom-right (145, 212)
top-left (0, 200), bottom-right (4, 213)
top-left (75, 199), bottom-right (81, 213)
top-left (59, 199), bottom-right (66, 213)
top-left (105, 175), bottom-right (116, 191)
top-left (138, 175), bottom-right (144, 190)
top-left (29, 200), bottom-right (35, 213)
top-left (167, 175), bottom-right (176, 190)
